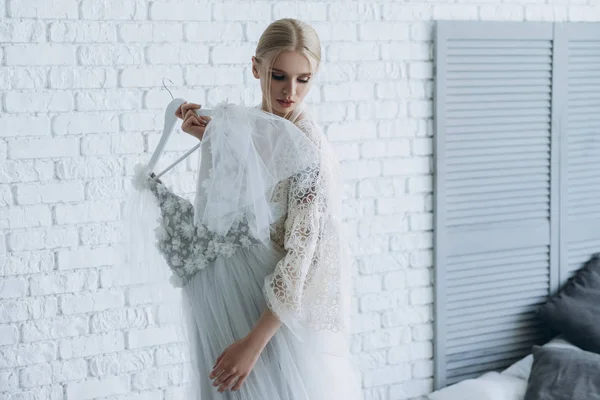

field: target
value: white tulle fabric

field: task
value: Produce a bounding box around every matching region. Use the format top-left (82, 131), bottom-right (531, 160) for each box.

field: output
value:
top-left (194, 103), bottom-right (316, 242)
top-left (119, 101), bottom-right (361, 399)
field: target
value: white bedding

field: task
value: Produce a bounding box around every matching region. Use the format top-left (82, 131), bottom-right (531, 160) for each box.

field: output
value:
top-left (428, 336), bottom-right (578, 400)
top-left (428, 372), bottom-right (527, 400)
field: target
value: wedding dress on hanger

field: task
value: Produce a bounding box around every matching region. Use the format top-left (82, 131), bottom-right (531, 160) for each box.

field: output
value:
top-left (120, 98), bottom-right (363, 400)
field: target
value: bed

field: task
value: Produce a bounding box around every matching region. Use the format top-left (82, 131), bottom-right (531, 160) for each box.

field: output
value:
top-left (428, 337), bottom-right (576, 400)
top-left (429, 253), bottom-right (600, 400)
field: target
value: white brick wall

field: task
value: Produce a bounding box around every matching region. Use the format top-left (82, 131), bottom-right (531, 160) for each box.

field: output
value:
top-left (2, 1), bottom-right (600, 399)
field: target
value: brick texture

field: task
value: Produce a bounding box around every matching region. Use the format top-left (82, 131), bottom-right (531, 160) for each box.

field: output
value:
top-left (1, 1), bottom-right (599, 399)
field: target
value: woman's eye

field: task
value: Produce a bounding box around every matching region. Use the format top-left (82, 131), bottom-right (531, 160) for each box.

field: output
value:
top-left (271, 73), bottom-right (309, 83)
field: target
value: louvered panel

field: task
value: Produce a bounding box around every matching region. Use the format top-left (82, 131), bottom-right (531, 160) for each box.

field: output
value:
top-left (446, 130), bottom-right (549, 140)
top-left (448, 346), bottom-right (536, 368)
top-left (568, 105), bottom-right (600, 115)
top-left (562, 27), bottom-right (600, 285)
top-left (447, 167), bottom-right (548, 183)
top-left (448, 310), bottom-right (537, 330)
top-left (449, 356), bottom-right (535, 379)
top-left (569, 98), bottom-right (600, 109)
top-left (448, 189), bottom-right (549, 206)
top-left (448, 271), bottom-right (547, 294)
top-left (447, 330), bottom-right (543, 355)
top-left (448, 55), bottom-right (552, 66)
top-left (448, 195), bottom-right (548, 212)
top-left (448, 211), bottom-right (548, 228)
top-left (447, 143), bottom-right (549, 158)
top-left (434, 21), bottom-right (556, 390)
top-left (447, 325), bottom-right (543, 348)
top-left (568, 116), bottom-right (600, 129)
top-left (446, 122), bottom-right (550, 134)
top-left (568, 177), bottom-right (600, 190)
top-left (446, 296), bottom-right (548, 319)
top-left (447, 71), bottom-right (552, 81)
top-left (448, 281), bottom-right (548, 303)
top-left (568, 186), bottom-right (600, 197)
top-left (448, 315), bottom-right (540, 338)
top-left (570, 91), bottom-right (600, 101)
top-left (447, 160), bottom-right (548, 174)
top-left (447, 136), bottom-right (549, 149)
top-left (447, 39), bottom-right (552, 49)
top-left (446, 329), bottom-right (547, 386)
top-left (567, 166), bottom-right (600, 180)
top-left (447, 354), bottom-right (536, 384)
top-left (448, 78), bottom-right (551, 89)
top-left (448, 288), bottom-right (549, 312)
top-left (450, 304), bottom-right (541, 326)
top-left (567, 239), bottom-right (600, 276)
top-left (448, 85), bottom-right (551, 96)
top-left (447, 112), bottom-right (550, 125)
top-left (447, 45), bottom-right (551, 55)
top-left (449, 260), bottom-right (547, 276)
top-left (447, 102), bottom-right (551, 112)
top-left (447, 182), bottom-right (549, 199)
top-left (434, 22), bottom-right (600, 391)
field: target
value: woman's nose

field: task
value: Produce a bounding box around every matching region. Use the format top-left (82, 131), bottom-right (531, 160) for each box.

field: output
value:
top-left (284, 82), bottom-right (296, 96)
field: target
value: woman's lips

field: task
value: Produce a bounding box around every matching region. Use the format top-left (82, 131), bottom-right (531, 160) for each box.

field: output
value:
top-left (277, 100), bottom-right (294, 108)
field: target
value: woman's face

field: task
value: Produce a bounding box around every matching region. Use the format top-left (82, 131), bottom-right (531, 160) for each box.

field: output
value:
top-left (252, 51), bottom-right (316, 118)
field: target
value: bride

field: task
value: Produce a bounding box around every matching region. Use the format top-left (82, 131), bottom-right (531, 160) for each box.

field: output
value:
top-left (134, 18), bottom-right (363, 400)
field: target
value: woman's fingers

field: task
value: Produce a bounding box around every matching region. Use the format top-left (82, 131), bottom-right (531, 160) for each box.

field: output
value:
top-left (179, 103), bottom-right (200, 118)
top-left (231, 374), bottom-right (247, 391)
top-left (175, 102), bottom-right (188, 119)
top-left (219, 373), bottom-right (240, 392)
top-left (184, 109), bottom-right (211, 125)
top-left (213, 352), bottom-right (225, 369)
top-left (181, 114), bottom-right (202, 131)
top-left (174, 102), bottom-right (210, 141)
top-left (175, 102), bottom-right (201, 119)
top-left (213, 369), bottom-right (233, 386)
top-left (184, 109), bottom-right (205, 124)
top-left (181, 115), bottom-right (205, 140)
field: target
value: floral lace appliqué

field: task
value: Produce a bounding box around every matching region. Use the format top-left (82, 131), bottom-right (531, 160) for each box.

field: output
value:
top-left (145, 174), bottom-right (261, 288)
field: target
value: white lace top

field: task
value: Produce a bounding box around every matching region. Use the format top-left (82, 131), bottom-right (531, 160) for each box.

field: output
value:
top-left (263, 117), bottom-right (348, 335)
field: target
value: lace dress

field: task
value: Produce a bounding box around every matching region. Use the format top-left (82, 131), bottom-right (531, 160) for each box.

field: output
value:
top-left (143, 117), bottom-right (363, 399)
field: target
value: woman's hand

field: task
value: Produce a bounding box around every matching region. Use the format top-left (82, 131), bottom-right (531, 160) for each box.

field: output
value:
top-left (209, 334), bottom-right (264, 392)
top-left (175, 101), bottom-right (211, 141)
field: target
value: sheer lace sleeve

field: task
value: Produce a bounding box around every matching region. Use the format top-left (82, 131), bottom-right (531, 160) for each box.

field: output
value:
top-left (262, 119), bottom-right (352, 356)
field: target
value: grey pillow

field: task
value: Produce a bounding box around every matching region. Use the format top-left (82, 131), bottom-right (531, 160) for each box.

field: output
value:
top-left (537, 253), bottom-right (600, 354)
top-left (524, 345), bottom-right (600, 400)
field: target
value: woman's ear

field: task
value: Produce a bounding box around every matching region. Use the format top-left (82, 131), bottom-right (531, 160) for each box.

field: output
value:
top-left (251, 56), bottom-right (260, 79)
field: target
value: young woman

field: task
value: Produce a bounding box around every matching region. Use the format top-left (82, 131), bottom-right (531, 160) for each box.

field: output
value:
top-left (172, 18), bottom-right (363, 399)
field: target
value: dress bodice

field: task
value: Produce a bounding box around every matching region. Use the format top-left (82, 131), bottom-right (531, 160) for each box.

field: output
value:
top-left (147, 174), bottom-right (263, 287)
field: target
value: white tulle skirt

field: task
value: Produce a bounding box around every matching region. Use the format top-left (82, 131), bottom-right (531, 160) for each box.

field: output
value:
top-left (179, 241), bottom-right (363, 400)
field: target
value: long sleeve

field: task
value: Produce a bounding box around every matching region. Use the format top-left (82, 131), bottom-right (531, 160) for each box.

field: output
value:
top-left (264, 163), bottom-right (325, 325)
top-left (262, 119), bottom-right (352, 355)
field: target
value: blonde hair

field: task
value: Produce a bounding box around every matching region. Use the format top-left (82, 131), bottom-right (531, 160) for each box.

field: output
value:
top-left (254, 18), bottom-right (321, 122)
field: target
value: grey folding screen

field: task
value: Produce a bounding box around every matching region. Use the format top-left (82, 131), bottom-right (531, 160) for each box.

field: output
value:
top-left (434, 21), bottom-right (600, 389)
top-left (559, 24), bottom-right (600, 280)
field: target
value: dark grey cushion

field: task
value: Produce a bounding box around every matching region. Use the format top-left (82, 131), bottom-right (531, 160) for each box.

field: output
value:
top-left (524, 345), bottom-right (600, 400)
top-left (537, 253), bottom-right (600, 354)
